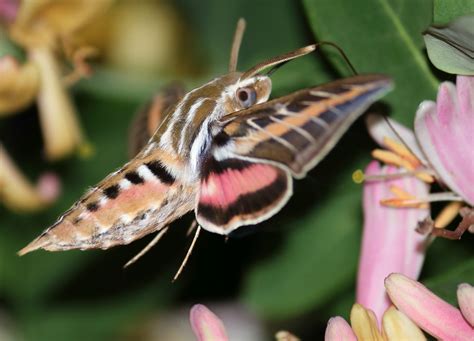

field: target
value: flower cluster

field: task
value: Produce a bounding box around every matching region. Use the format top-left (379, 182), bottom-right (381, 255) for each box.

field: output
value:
top-left (0, 0), bottom-right (111, 211)
top-left (364, 76), bottom-right (474, 240)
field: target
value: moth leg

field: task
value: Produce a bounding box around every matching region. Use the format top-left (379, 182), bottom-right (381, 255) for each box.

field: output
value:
top-left (173, 225), bottom-right (202, 282)
top-left (123, 226), bottom-right (169, 268)
top-left (186, 219), bottom-right (198, 237)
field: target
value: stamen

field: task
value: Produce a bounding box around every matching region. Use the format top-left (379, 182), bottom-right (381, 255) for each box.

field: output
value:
top-left (352, 169), bottom-right (365, 184)
top-left (371, 149), bottom-right (434, 183)
top-left (413, 171), bottom-right (435, 184)
top-left (380, 185), bottom-right (429, 209)
top-left (381, 189), bottom-right (463, 208)
top-left (434, 201), bottom-right (463, 228)
top-left (372, 149), bottom-right (414, 170)
top-left (383, 136), bottom-right (420, 168)
top-left (352, 168), bottom-right (435, 184)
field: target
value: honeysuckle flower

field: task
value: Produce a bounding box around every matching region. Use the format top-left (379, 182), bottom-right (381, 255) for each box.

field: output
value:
top-left (365, 75), bottom-right (474, 239)
top-left (187, 303), bottom-right (266, 341)
top-left (414, 75), bottom-right (474, 206)
top-left (0, 144), bottom-right (61, 212)
top-left (0, 0), bottom-right (111, 160)
top-left (357, 161), bottom-right (429, 321)
top-left (324, 303), bottom-right (426, 341)
top-left (275, 330), bottom-right (300, 341)
top-left (0, 55), bottom-right (39, 115)
top-left (385, 273), bottom-right (474, 340)
top-left (324, 316), bottom-right (357, 341)
top-left (190, 304), bottom-right (229, 341)
top-left (457, 283), bottom-right (474, 327)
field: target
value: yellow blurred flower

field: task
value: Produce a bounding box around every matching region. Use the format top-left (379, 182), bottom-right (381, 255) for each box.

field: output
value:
top-left (0, 55), bottom-right (39, 115)
top-left (0, 144), bottom-right (61, 212)
top-left (1, 0), bottom-right (112, 160)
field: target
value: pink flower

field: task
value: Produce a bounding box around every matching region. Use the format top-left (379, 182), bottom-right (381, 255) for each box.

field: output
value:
top-left (414, 76), bottom-right (474, 206)
top-left (190, 304), bottom-right (228, 341)
top-left (325, 316), bottom-right (357, 341)
top-left (0, 0), bottom-right (18, 23)
top-left (385, 273), bottom-right (474, 340)
top-left (324, 304), bottom-right (426, 340)
top-left (356, 162), bottom-right (429, 321)
top-left (366, 76), bottom-right (474, 239)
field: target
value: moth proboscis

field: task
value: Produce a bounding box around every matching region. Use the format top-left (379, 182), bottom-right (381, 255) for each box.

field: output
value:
top-left (19, 18), bottom-right (393, 278)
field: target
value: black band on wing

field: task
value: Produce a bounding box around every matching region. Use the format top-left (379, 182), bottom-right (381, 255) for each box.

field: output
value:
top-left (145, 161), bottom-right (175, 185)
top-left (197, 158), bottom-right (291, 232)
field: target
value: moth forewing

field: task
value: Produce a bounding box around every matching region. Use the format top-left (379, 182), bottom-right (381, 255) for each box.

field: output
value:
top-left (195, 74), bottom-right (393, 234)
top-left (19, 153), bottom-right (197, 255)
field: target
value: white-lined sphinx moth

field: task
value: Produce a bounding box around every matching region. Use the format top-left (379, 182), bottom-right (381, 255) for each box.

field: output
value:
top-left (19, 19), bottom-right (393, 260)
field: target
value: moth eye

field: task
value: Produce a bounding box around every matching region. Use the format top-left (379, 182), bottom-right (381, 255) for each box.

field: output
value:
top-left (236, 87), bottom-right (257, 108)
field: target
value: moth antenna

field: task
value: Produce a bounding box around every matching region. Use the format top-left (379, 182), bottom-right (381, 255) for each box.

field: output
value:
top-left (123, 226), bottom-right (169, 268)
top-left (186, 219), bottom-right (198, 237)
top-left (228, 18), bottom-right (246, 72)
top-left (242, 41), bottom-right (358, 79)
top-left (172, 225), bottom-right (202, 282)
top-left (318, 41), bottom-right (358, 75)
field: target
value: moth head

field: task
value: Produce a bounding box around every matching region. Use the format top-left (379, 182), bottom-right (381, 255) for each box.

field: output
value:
top-left (223, 18), bottom-right (316, 112)
top-left (226, 44), bottom-right (316, 111)
top-left (233, 74), bottom-right (272, 110)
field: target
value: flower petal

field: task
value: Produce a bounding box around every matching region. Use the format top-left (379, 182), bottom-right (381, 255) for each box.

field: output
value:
top-left (350, 304), bottom-right (384, 341)
top-left (385, 273), bottom-right (474, 340)
top-left (414, 78), bottom-right (474, 205)
top-left (0, 0), bottom-right (19, 24)
top-left (190, 304), bottom-right (228, 341)
top-left (382, 306), bottom-right (426, 340)
top-left (0, 144), bottom-right (60, 212)
top-left (356, 162), bottom-right (429, 320)
top-left (366, 114), bottom-right (427, 164)
top-left (457, 283), bottom-right (474, 327)
top-left (324, 316), bottom-right (357, 341)
top-left (30, 47), bottom-right (86, 160)
top-left (457, 76), bottom-right (474, 121)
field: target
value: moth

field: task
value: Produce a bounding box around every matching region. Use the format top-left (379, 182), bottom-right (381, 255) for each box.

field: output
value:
top-left (19, 19), bottom-right (393, 267)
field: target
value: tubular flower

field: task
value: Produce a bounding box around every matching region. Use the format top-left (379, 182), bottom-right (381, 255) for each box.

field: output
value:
top-left (414, 75), bottom-right (474, 206)
top-left (365, 75), bottom-right (474, 240)
top-left (324, 304), bottom-right (426, 341)
top-left (357, 161), bottom-right (429, 320)
top-left (0, 0), bottom-right (111, 160)
top-left (385, 273), bottom-right (474, 340)
top-left (190, 304), bottom-right (228, 341)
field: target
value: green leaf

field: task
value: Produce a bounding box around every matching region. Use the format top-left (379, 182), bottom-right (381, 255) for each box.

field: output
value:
top-left (19, 280), bottom-right (175, 341)
top-left (242, 186), bottom-right (361, 320)
top-left (303, 0), bottom-right (438, 125)
top-left (434, 0), bottom-right (474, 24)
top-left (425, 258), bottom-right (474, 306)
top-left (424, 15), bottom-right (474, 75)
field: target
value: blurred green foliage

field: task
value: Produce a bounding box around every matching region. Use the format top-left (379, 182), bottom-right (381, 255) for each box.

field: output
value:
top-left (1, 0), bottom-right (473, 340)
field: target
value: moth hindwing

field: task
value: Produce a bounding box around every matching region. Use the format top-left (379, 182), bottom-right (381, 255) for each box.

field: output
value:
top-left (19, 19), bottom-right (393, 258)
